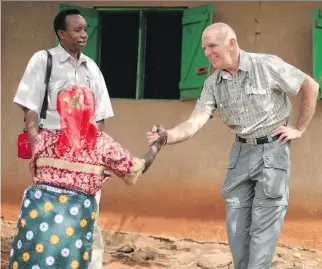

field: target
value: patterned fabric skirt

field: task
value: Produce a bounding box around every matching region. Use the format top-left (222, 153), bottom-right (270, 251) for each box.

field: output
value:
top-left (8, 184), bottom-right (97, 269)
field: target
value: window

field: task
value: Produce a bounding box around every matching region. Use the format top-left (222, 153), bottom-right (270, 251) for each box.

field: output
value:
top-left (58, 4), bottom-right (213, 100)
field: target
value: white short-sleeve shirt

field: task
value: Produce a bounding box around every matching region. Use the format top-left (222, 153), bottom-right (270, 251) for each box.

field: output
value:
top-left (13, 44), bottom-right (114, 130)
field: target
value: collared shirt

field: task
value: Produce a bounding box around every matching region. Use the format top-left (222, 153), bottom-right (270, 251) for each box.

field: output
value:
top-left (13, 44), bottom-right (114, 130)
top-left (195, 50), bottom-right (307, 139)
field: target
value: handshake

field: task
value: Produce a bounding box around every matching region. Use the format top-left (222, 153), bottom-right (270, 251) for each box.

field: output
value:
top-left (146, 124), bottom-right (168, 147)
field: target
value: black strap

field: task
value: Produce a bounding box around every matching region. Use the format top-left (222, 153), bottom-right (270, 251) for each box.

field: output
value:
top-left (40, 50), bottom-right (52, 119)
top-left (237, 134), bottom-right (280, 145)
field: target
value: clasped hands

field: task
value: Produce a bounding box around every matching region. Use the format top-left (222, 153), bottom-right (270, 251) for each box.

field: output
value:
top-left (146, 124), bottom-right (167, 147)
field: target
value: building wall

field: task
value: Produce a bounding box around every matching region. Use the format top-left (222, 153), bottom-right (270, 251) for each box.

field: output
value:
top-left (2, 1), bottom-right (322, 249)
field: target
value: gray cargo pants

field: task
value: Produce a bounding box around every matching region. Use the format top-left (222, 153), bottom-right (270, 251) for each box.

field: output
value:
top-left (220, 138), bottom-right (291, 269)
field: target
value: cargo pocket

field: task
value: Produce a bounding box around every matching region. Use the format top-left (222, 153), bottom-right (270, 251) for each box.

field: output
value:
top-left (220, 141), bottom-right (242, 197)
top-left (227, 141), bottom-right (242, 169)
top-left (262, 141), bottom-right (290, 199)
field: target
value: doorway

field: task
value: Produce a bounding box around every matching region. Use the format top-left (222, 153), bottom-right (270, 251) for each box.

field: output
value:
top-left (99, 9), bottom-right (183, 100)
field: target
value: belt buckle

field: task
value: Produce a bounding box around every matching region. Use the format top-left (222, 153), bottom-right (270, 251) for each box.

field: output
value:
top-left (246, 137), bottom-right (256, 145)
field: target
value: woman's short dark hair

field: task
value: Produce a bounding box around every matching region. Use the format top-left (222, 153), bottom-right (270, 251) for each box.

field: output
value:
top-left (53, 9), bottom-right (81, 39)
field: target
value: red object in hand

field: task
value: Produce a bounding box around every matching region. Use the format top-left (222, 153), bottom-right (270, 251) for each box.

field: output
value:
top-left (17, 132), bottom-right (32, 159)
top-left (17, 129), bottom-right (44, 159)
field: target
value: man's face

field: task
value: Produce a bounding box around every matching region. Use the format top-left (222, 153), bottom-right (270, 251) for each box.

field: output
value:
top-left (201, 29), bottom-right (233, 70)
top-left (58, 14), bottom-right (88, 52)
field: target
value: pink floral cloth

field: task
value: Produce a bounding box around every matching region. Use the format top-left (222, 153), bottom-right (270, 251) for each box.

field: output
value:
top-left (30, 130), bottom-right (145, 196)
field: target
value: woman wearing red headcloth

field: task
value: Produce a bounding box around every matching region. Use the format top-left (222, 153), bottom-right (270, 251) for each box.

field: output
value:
top-left (9, 85), bottom-right (167, 269)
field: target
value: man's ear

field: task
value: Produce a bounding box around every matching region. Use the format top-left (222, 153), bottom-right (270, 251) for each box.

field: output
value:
top-left (229, 38), bottom-right (236, 50)
top-left (57, 30), bottom-right (65, 41)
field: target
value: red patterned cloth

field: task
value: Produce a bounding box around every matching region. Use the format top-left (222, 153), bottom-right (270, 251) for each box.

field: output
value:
top-left (29, 86), bottom-right (145, 196)
top-left (30, 130), bottom-right (145, 196)
top-left (56, 85), bottom-right (97, 156)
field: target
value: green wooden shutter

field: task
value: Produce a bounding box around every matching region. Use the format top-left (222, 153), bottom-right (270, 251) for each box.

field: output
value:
top-left (313, 8), bottom-right (322, 100)
top-left (179, 4), bottom-right (213, 100)
top-left (57, 4), bottom-right (100, 64)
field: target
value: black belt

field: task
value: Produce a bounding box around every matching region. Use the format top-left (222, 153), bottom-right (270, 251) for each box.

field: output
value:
top-left (237, 134), bottom-right (280, 145)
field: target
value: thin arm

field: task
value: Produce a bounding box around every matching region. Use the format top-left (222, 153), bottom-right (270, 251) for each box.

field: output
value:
top-left (96, 119), bottom-right (105, 132)
top-left (24, 108), bottom-right (39, 153)
top-left (295, 75), bottom-right (319, 133)
top-left (166, 108), bottom-right (211, 145)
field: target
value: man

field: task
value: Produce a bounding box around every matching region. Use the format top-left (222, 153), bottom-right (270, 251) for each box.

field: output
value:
top-left (13, 9), bottom-right (113, 269)
top-left (146, 23), bottom-right (319, 269)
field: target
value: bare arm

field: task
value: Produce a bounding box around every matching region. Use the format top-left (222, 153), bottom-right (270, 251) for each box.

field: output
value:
top-left (267, 56), bottom-right (319, 143)
top-left (146, 109), bottom-right (210, 146)
top-left (165, 109), bottom-right (210, 145)
top-left (295, 75), bottom-right (319, 132)
top-left (24, 108), bottom-right (39, 152)
top-left (141, 128), bottom-right (167, 173)
top-left (96, 119), bottom-right (105, 132)
top-left (273, 75), bottom-right (319, 143)
top-left (105, 128), bottom-right (166, 185)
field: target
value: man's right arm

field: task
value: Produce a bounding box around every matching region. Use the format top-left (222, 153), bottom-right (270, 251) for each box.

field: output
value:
top-left (14, 51), bottom-right (47, 151)
top-left (146, 78), bottom-right (217, 146)
top-left (24, 108), bottom-right (39, 152)
top-left (146, 109), bottom-right (210, 146)
top-left (165, 109), bottom-right (210, 145)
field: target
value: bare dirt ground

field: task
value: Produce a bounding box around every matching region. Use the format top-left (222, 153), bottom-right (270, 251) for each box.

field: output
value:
top-left (1, 218), bottom-right (322, 269)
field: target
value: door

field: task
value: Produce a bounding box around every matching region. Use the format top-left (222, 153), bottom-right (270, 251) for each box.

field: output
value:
top-left (179, 4), bottom-right (213, 100)
top-left (313, 8), bottom-right (322, 100)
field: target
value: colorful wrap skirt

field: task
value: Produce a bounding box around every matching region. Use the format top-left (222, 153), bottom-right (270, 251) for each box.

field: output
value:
top-left (8, 184), bottom-right (97, 269)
